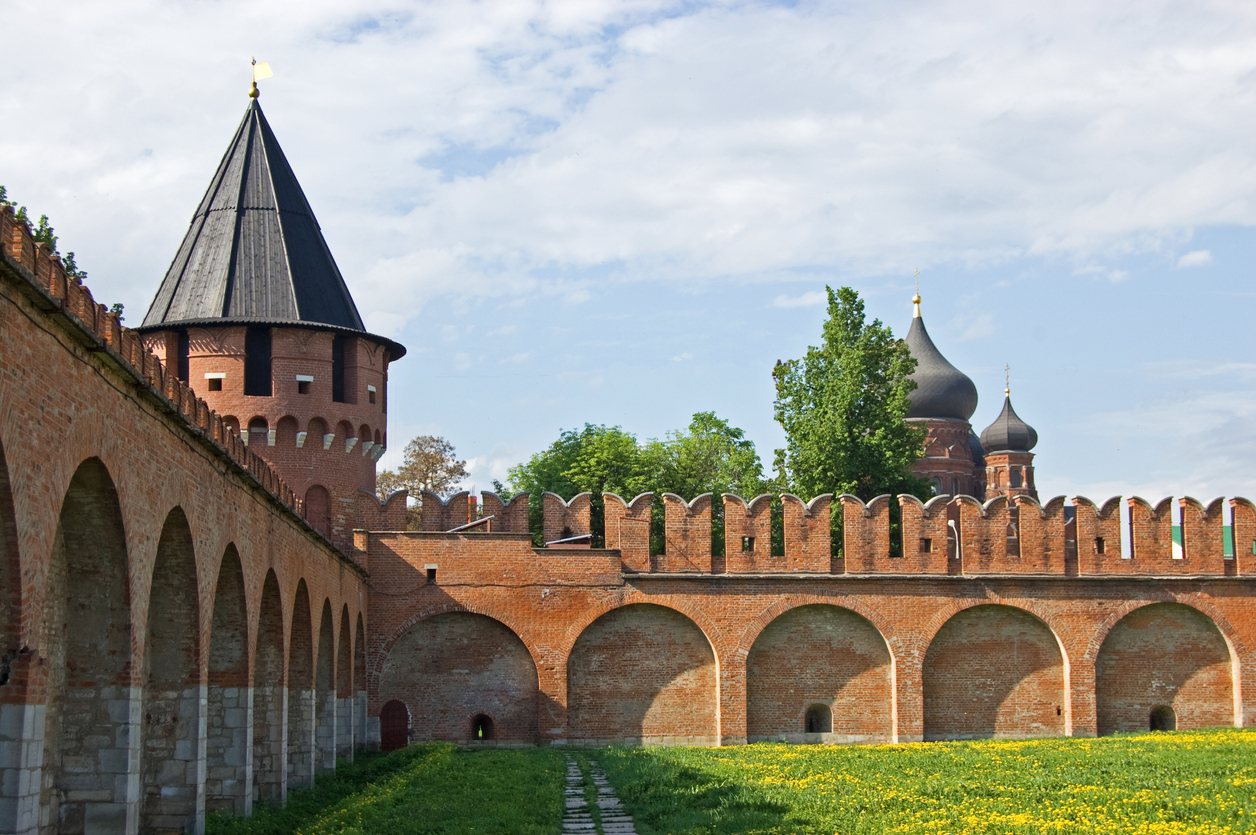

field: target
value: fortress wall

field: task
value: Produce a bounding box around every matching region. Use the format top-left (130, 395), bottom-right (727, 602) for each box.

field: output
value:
top-left (660, 494), bottom-right (712, 573)
top-left (0, 208), bottom-right (369, 835)
top-left (480, 491), bottom-right (530, 534)
top-left (722, 495), bottom-right (775, 572)
top-left (543, 492), bottom-right (591, 544)
top-left (781, 494), bottom-right (832, 573)
top-left (603, 493), bottom-right (651, 572)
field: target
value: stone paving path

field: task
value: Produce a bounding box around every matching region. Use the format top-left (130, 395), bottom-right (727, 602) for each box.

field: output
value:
top-left (563, 757), bottom-right (637, 835)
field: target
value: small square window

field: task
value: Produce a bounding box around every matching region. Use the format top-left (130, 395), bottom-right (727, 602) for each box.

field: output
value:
top-left (298, 380), bottom-right (310, 395)
top-left (368, 389), bottom-right (376, 404)
top-left (207, 378), bottom-right (222, 392)
top-left (920, 537), bottom-right (932, 553)
top-left (1095, 537), bottom-right (1106, 555)
top-left (426, 568), bottom-right (437, 582)
top-left (741, 536), bottom-right (755, 552)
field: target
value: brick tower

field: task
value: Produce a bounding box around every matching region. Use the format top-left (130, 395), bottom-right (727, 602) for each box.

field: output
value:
top-left (137, 89), bottom-right (405, 553)
top-left (903, 291), bottom-right (984, 498)
top-left (978, 385), bottom-right (1039, 501)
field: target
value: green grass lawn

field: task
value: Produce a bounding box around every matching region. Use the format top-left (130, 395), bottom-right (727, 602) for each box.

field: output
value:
top-left (207, 731), bottom-right (1256, 835)
top-left (205, 743), bottom-right (566, 835)
top-left (598, 729), bottom-right (1256, 835)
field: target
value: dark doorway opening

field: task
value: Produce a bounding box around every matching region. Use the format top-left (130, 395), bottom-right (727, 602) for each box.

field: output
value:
top-left (1150, 705), bottom-right (1176, 732)
top-left (471, 713), bottom-right (495, 741)
top-left (380, 700), bottom-right (409, 751)
top-left (804, 703), bottom-right (832, 734)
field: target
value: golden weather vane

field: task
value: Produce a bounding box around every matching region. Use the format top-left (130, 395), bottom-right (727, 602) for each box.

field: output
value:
top-left (1005, 363), bottom-right (1011, 396)
top-left (912, 268), bottom-right (922, 318)
top-left (249, 58), bottom-right (273, 99)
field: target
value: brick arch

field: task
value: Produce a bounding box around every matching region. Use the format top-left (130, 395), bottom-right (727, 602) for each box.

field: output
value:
top-left (915, 595), bottom-right (1072, 663)
top-left (746, 602), bottom-right (894, 742)
top-left (252, 569), bottom-right (286, 803)
top-left (40, 456), bottom-right (132, 831)
top-left (558, 592), bottom-right (725, 662)
top-left (276, 415), bottom-right (300, 446)
top-left (374, 601), bottom-right (547, 681)
top-left (1082, 593), bottom-right (1249, 667)
top-left (287, 579), bottom-right (316, 789)
top-left (141, 505), bottom-right (202, 832)
top-left (307, 416), bottom-right (329, 439)
top-left (0, 439), bottom-right (19, 654)
top-left (315, 599), bottom-right (336, 771)
top-left (377, 609), bottom-right (540, 743)
top-left (206, 543), bottom-right (250, 814)
top-left (567, 602), bottom-right (720, 745)
top-left (1095, 601), bottom-right (1237, 735)
top-left (922, 603), bottom-right (1067, 741)
top-left (336, 604), bottom-right (353, 758)
top-left (735, 594), bottom-right (899, 662)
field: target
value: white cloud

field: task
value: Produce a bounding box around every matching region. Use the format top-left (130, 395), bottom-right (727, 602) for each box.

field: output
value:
top-left (3, 0), bottom-right (1254, 337)
top-left (955, 312), bottom-right (995, 342)
top-left (671, 352), bottom-right (693, 361)
top-left (1177, 249), bottom-right (1214, 268)
top-left (772, 290), bottom-right (826, 308)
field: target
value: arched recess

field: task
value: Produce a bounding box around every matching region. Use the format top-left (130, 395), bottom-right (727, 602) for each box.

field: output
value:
top-left (287, 581), bottom-right (315, 790)
top-left (378, 611), bottom-right (539, 744)
top-left (306, 486), bottom-right (331, 538)
top-left (315, 600), bottom-right (336, 772)
top-left (336, 606), bottom-right (354, 760)
top-left (252, 570), bottom-right (286, 805)
top-left (39, 458), bottom-right (134, 830)
top-left (307, 417), bottom-right (329, 448)
top-left (276, 416), bottom-right (299, 448)
top-left (922, 604), bottom-right (1066, 741)
top-left (567, 603), bottom-right (718, 745)
top-left (380, 700), bottom-right (409, 751)
top-left (1096, 602), bottom-right (1233, 735)
top-left (0, 441), bottom-right (22, 833)
top-left (206, 545), bottom-right (250, 816)
top-left (141, 507), bottom-right (202, 833)
top-left (354, 614), bottom-right (368, 750)
top-left (746, 605), bottom-right (892, 742)
top-left (247, 417), bottom-right (269, 447)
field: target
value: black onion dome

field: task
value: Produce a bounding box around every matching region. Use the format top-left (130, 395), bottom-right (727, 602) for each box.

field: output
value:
top-left (979, 395), bottom-right (1038, 452)
top-left (905, 315), bottom-right (978, 421)
top-left (139, 99), bottom-right (404, 358)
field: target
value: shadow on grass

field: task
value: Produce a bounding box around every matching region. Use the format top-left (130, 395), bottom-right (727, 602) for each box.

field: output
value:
top-left (207, 744), bottom-right (566, 835)
top-left (597, 747), bottom-right (801, 835)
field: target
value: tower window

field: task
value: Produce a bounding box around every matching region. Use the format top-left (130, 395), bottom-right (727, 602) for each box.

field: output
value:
top-left (244, 326), bottom-right (272, 396)
top-left (368, 384), bottom-right (377, 404)
top-left (742, 536), bottom-right (755, 552)
top-left (296, 374), bottom-right (313, 395)
top-left (176, 329), bottom-right (190, 383)
top-left (1095, 537), bottom-right (1106, 555)
top-left (208, 378), bottom-right (222, 392)
top-left (332, 334), bottom-right (345, 402)
top-left (920, 537), bottom-right (932, 553)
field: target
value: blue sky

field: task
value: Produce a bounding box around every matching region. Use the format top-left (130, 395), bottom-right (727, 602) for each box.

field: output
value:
top-left (3, 0), bottom-right (1253, 503)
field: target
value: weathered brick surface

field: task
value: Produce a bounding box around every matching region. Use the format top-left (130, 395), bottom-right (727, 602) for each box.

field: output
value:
top-left (781, 494), bottom-right (832, 573)
top-left (543, 492), bottom-right (591, 544)
top-left (479, 491), bottom-right (530, 534)
top-left (604, 493), bottom-right (652, 572)
top-left (723, 495), bottom-right (775, 572)
top-left (1095, 603), bottom-right (1233, 734)
top-left (661, 494), bottom-right (712, 573)
top-left (746, 604), bottom-right (891, 742)
top-left (923, 605), bottom-right (1066, 740)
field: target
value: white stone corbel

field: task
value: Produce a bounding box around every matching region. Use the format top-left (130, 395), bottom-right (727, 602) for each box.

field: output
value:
top-left (371, 445), bottom-right (386, 461)
top-left (323, 433), bottom-right (335, 450)
top-left (267, 429), bottom-right (277, 446)
top-left (296, 431), bottom-right (307, 448)
top-left (346, 437), bottom-right (359, 453)
top-left (362, 441), bottom-right (376, 457)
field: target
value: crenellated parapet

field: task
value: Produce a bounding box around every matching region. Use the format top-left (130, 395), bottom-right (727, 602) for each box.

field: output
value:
top-left (543, 491), bottom-right (591, 543)
top-left (479, 491), bottom-right (530, 534)
top-left (661, 493), bottom-right (712, 572)
top-left (723, 494), bottom-right (775, 572)
top-left (604, 492), bottom-right (652, 571)
top-left (0, 204), bottom-right (311, 533)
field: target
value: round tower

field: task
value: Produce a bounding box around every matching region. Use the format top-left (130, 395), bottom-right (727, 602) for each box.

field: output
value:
top-left (137, 95), bottom-right (405, 553)
top-left (978, 387), bottom-right (1039, 502)
top-left (903, 291), bottom-right (984, 498)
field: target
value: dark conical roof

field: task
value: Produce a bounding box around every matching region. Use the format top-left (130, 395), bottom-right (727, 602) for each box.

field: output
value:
top-left (979, 395), bottom-right (1038, 452)
top-left (140, 100), bottom-right (404, 357)
top-left (905, 312), bottom-right (978, 421)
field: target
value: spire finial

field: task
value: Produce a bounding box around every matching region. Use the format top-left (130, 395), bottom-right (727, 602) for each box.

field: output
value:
top-left (912, 268), bottom-right (921, 318)
top-left (249, 58), bottom-right (273, 99)
top-left (1005, 363), bottom-right (1010, 396)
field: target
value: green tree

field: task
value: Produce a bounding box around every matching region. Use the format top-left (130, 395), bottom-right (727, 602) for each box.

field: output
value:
top-left (377, 435), bottom-right (470, 530)
top-left (773, 285), bottom-right (929, 503)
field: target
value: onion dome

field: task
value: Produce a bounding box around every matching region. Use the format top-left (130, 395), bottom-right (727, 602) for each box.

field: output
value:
top-left (138, 98), bottom-right (404, 358)
top-left (904, 294), bottom-right (978, 421)
top-left (967, 431), bottom-right (985, 465)
top-left (979, 394), bottom-right (1038, 452)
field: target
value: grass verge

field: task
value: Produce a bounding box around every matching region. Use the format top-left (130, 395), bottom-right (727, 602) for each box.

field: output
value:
top-left (598, 729), bottom-right (1256, 834)
top-left (206, 743), bottom-right (566, 835)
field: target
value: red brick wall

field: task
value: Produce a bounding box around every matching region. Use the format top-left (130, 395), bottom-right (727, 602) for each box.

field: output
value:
top-left (746, 604), bottom-right (891, 741)
top-left (923, 605), bottom-right (1066, 740)
top-left (567, 603), bottom-right (718, 745)
top-left (781, 494), bottom-right (832, 572)
top-left (723, 495), bottom-right (775, 572)
top-left (1095, 602), bottom-right (1234, 734)
top-left (543, 492), bottom-right (591, 544)
top-left (604, 492), bottom-right (652, 572)
top-left (378, 611), bottom-right (539, 743)
top-left (661, 493), bottom-right (712, 572)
